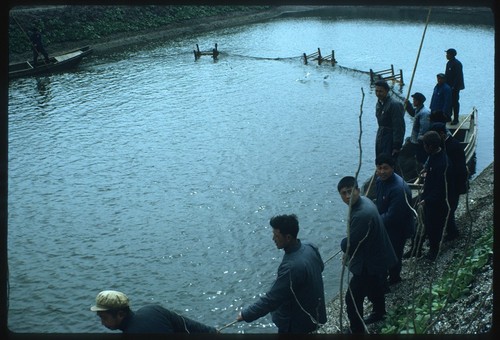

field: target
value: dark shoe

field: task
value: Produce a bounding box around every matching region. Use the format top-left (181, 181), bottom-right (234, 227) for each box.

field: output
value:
top-left (363, 313), bottom-right (386, 325)
top-left (451, 119), bottom-right (459, 125)
top-left (388, 276), bottom-right (402, 286)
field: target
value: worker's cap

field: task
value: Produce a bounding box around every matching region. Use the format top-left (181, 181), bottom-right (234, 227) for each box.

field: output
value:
top-left (430, 122), bottom-right (448, 134)
top-left (411, 92), bottom-right (426, 103)
top-left (90, 290), bottom-right (129, 311)
top-left (445, 48), bottom-right (457, 56)
top-left (436, 73), bottom-right (446, 79)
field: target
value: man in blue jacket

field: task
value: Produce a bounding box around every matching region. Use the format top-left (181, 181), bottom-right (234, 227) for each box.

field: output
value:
top-left (337, 176), bottom-right (397, 333)
top-left (237, 214), bottom-right (327, 333)
top-left (91, 290), bottom-right (218, 333)
top-left (375, 153), bottom-right (415, 285)
top-left (429, 73), bottom-right (452, 123)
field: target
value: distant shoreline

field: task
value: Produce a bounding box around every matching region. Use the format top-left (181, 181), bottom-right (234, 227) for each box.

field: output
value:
top-left (9, 5), bottom-right (493, 63)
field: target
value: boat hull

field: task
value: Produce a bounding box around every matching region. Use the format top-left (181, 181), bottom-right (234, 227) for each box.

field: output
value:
top-left (9, 46), bottom-right (93, 80)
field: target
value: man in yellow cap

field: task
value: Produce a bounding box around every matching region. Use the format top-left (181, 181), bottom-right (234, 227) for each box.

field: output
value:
top-left (91, 290), bottom-right (218, 333)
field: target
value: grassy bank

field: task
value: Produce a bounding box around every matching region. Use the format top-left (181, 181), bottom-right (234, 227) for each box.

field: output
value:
top-left (9, 5), bottom-right (272, 57)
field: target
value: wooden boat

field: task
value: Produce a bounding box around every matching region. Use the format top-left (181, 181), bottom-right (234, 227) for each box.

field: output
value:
top-left (9, 46), bottom-right (93, 80)
top-left (364, 107), bottom-right (478, 199)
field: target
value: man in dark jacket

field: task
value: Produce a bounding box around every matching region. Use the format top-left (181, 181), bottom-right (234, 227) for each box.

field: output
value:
top-left (337, 176), bottom-right (397, 334)
top-left (430, 122), bottom-right (468, 241)
top-left (375, 153), bottom-right (415, 285)
top-left (374, 80), bottom-right (406, 160)
top-left (445, 48), bottom-right (465, 125)
top-left (237, 214), bottom-right (327, 333)
top-left (91, 290), bottom-right (218, 333)
top-left (419, 131), bottom-right (450, 261)
top-left (30, 27), bottom-right (50, 66)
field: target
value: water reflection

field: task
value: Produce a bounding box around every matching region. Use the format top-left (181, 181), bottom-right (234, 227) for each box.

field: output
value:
top-left (35, 76), bottom-right (52, 106)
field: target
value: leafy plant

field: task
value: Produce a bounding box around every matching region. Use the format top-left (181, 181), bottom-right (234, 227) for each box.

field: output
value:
top-left (380, 225), bottom-right (493, 334)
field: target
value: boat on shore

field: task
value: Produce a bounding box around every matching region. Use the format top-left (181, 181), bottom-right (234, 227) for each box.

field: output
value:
top-left (364, 107), bottom-right (478, 200)
top-left (9, 45), bottom-right (93, 80)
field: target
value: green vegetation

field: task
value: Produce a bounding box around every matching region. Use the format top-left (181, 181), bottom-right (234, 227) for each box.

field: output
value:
top-left (9, 5), bottom-right (271, 55)
top-left (380, 225), bottom-right (493, 334)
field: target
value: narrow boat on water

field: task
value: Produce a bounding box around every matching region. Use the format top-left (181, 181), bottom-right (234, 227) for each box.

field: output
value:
top-left (364, 107), bottom-right (478, 200)
top-left (9, 45), bottom-right (93, 80)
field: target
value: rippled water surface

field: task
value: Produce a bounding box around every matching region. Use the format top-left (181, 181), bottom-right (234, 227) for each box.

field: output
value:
top-left (8, 12), bottom-right (494, 333)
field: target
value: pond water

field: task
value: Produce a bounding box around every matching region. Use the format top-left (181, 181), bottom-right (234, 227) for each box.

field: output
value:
top-left (7, 8), bottom-right (494, 334)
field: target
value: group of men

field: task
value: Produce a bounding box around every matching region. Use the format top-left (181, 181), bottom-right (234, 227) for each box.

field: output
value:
top-left (373, 47), bottom-right (468, 255)
top-left (376, 48), bottom-right (465, 160)
top-left (88, 49), bottom-right (467, 335)
top-left (347, 47), bottom-right (468, 334)
top-left (414, 48), bottom-right (465, 126)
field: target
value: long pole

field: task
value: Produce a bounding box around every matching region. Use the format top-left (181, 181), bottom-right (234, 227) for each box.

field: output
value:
top-left (323, 249), bottom-right (342, 265)
top-left (404, 7), bottom-right (432, 106)
top-left (217, 319), bottom-right (238, 332)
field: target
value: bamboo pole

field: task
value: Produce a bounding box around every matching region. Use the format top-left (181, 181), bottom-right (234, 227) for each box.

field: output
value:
top-left (404, 7), bottom-right (432, 108)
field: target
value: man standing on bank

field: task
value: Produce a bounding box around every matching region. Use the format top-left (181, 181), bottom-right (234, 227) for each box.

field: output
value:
top-left (445, 48), bottom-right (465, 125)
top-left (375, 153), bottom-right (415, 285)
top-left (337, 177), bottom-right (397, 333)
top-left (375, 80), bottom-right (406, 160)
top-left (419, 131), bottom-right (450, 261)
top-left (91, 290), bottom-right (218, 333)
top-left (237, 214), bottom-right (327, 333)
